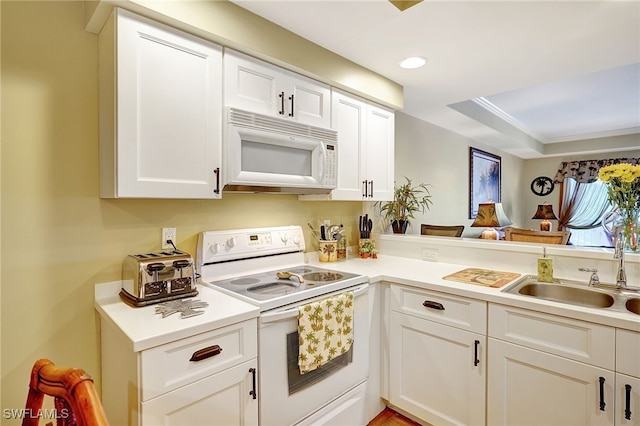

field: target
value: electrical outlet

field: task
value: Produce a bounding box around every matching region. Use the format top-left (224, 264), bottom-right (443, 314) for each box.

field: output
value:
top-left (422, 248), bottom-right (439, 262)
top-left (162, 227), bottom-right (176, 250)
top-left (323, 219), bottom-right (331, 228)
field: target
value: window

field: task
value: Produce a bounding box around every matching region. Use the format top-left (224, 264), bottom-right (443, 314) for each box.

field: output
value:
top-left (560, 179), bottom-right (614, 247)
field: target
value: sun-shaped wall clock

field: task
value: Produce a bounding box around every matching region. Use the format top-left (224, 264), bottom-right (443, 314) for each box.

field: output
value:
top-left (530, 176), bottom-right (554, 196)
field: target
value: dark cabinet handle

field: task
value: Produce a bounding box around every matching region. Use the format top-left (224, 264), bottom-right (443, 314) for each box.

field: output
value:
top-left (288, 94), bottom-right (294, 117)
top-left (369, 180), bottom-right (374, 198)
top-left (625, 384), bottom-right (632, 420)
top-left (249, 367), bottom-right (257, 399)
top-left (362, 180), bottom-right (368, 197)
top-left (189, 344), bottom-right (222, 362)
top-left (278, 92), bottom-right (285, 115)
top-left (599, 376), bottom-right (606, 411)
top-left (213, 167), bottom-right (220, 194)
top-left (422, 300), bottom-right (445, 310)
top-left (473, 340), bottom-right (480, 366)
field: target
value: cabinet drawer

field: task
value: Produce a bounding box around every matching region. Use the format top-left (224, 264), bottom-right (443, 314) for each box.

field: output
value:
top-left (141, 319), bottom-right (257, 401)
top-left (489, 304), bottom-right (614, 369)
top-left (390, 285), bottom-right (486, 334)
top-left (616, 329), bottom-right (640, 378)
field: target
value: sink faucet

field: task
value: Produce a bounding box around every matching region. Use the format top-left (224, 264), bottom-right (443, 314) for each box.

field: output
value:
top-left (578, 268), bottom-right (600, 286)
top-left (614, 230), bottom-right (627, 289)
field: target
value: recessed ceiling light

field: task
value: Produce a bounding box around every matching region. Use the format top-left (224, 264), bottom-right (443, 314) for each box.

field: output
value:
top-left (400, 56), bottom-right (427, 69)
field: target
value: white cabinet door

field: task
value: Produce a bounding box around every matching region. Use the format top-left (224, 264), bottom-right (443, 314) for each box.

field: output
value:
top-left (301, 90), bottom-right (394, 201)
top-left (488, 338), bottom-right (614, 426)
top-left (364, 103), bottom-right (394, 201)
top-left (389, 311), bottom-right (485, 425)
top-left (326, 91), bottom-right (366, 200)
top-left (616, 373), bottom-right (640, 426)
top-left (224, 49), bottom-right (330, 127)
top-left (142, 359), bottom-right (258, 426)
top-left (99, 8), bottom-right (223, 198)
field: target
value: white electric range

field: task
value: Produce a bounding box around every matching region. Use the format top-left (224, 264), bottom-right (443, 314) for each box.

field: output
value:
top-left (196, 226), bottom-right (370, 426)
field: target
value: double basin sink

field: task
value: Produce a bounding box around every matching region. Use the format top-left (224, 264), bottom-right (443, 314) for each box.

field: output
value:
top-left (502, 275), bottom-right (640, 316)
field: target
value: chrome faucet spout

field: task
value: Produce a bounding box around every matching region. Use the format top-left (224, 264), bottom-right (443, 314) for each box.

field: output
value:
top-left (614, 230), bottom-right (627, 288)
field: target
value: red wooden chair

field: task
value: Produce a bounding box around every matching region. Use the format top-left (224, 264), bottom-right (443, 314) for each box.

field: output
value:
top-left (23, 359), bottom-right (109, 426)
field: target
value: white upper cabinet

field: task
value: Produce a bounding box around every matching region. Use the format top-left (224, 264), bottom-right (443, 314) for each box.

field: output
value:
top-left (301, 90), bottom-right (394, 201)
top-left (223, 49), bottom-right (330, 128)
top-left (99, 8), bottom-right (223, 198)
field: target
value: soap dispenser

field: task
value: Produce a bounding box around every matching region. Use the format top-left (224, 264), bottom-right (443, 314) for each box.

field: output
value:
top-left (537, 247), bottom-right (554, 283)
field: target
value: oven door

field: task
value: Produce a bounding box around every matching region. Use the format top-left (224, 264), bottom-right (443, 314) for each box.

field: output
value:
top-left (226, 124), bottom-right (336, 191)
top-left (258, 284), bottom-right (369, 426)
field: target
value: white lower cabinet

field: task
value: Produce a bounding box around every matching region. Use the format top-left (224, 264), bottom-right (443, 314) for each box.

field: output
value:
top-left (141, 359), bottom-right (258, 425)
top-left (101, 318), bottom-right (258, 425)
top-left (388, 285), bottom-right (486, 425)
top-left (488, 338), bottom-right (615, 426)
top-left (488, 303), bottom-right (616, 426)
top-left (616, 329), bottom-right (640, 425)
top-left (616, 373), bottom-right (640, 426)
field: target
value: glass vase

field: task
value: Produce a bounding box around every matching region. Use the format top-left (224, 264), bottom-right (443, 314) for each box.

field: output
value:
top-left (616, 210), bottom-right (639, 252)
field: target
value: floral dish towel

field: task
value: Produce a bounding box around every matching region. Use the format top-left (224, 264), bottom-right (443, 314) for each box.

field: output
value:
top-left (297, 292), bottom-right (354, 374)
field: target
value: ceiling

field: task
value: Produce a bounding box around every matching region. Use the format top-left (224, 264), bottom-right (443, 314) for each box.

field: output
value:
top-left (230, 0), bottom-right (640, 159)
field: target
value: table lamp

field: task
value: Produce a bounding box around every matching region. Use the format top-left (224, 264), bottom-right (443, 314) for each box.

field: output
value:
top-left (532, 203), bottom-right (558, 231)
top-left (471, 202), bottom-right (513, 240)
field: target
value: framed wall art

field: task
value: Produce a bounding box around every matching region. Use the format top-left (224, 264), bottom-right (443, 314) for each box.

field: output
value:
top-left (469, 147), bottom-right (501, 219)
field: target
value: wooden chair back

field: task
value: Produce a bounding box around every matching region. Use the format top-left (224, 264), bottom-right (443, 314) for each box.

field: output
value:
top-left (504, 227), bottom-right (570, 245)
top-left (23, 359), bottom-right (109, 426)
top-left (421, 224), bottom-right (465, 237)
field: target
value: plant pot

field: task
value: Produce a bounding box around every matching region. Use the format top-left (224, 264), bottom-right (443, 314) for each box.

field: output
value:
top-left (392, 220), bottom-right (408, 234)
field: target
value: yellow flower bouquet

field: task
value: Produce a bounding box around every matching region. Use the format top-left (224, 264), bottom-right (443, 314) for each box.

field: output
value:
top-left (598, 163), bottom-right (640, 251)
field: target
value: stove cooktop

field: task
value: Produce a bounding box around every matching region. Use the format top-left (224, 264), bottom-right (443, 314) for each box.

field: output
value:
top-left (202, 264), bottom-right (366, 311)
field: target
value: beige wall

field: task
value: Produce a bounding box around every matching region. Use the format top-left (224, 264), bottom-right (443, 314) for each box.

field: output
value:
top-left (392, 112), bottom-right (526, 237)
top-left (393, 112), bottom-right (640, 237)
top-left (0, 1), bottom-right (363, 417)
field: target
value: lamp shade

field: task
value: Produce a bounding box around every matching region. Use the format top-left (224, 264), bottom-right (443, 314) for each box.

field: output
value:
top-left (471, 203), bottom-right (513, 228)
top-left (532, 204), bottom-right (558, 220)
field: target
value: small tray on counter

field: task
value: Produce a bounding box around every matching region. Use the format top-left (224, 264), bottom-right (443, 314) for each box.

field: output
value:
top-left (443, 268), bottom-right (520, 288)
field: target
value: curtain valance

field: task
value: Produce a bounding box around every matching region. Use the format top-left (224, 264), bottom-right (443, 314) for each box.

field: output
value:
top-left (553, 158), bottom-right (640, 183)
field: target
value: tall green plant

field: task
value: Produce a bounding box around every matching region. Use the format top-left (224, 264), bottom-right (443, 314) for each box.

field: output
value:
top-left (377, 177), bottom-right (433, 224)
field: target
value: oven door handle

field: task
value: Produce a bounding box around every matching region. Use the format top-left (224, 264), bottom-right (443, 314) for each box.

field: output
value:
top-left (260, 284), bottom-right (369, 324)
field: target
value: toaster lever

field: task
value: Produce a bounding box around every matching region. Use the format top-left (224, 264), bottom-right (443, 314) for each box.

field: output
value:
top-left (173, 260), bottom-right (190, 269)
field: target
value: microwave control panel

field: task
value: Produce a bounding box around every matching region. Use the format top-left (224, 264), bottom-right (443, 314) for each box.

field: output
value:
top-left (324, 144), bottom-right (337, 187)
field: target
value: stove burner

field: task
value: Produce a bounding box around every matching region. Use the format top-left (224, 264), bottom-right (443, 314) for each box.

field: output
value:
top-left (303, 272), bottom-right (344, 282)
top-left (230, 277), bottom-right (261, 286)
top-left (289, 267), bottom-right (314, 274)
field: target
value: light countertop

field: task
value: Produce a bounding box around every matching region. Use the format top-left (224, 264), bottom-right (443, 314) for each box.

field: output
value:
top-left (95, 281), bottom-right (259, 352)
top-left (306, 253), bottom-right (640, 332)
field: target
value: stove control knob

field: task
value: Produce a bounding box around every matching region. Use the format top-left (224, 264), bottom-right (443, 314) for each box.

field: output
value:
top-left (226, 237), bottom-right (237, 248)
top-left (293, 235), bottom-right (301, 245)
top-left (281, 233), bottom-right (289, 243)
top-left (209, 242), bottom-right (220, 254)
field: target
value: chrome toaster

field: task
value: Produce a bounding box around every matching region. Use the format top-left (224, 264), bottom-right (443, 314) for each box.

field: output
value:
top-left (121, 250), bottom-right (198, 307)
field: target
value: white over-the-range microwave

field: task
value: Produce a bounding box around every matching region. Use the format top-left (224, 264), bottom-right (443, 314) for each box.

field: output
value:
top-left (223, 108), bottom-right (338, 194)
